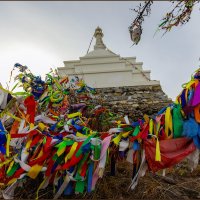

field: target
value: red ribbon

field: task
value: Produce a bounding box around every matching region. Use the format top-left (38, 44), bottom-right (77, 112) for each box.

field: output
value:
top-left (24, 95), bottom-right (36, 124)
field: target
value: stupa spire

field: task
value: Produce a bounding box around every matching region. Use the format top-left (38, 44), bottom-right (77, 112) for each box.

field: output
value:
top-left (93, 26), bottom-right (106, 50)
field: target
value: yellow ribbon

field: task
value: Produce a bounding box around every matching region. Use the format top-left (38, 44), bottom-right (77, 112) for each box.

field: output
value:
top-left (67, 112), bottom-right (82, 119)
top-left (0, 85), bottom-right (13, 95)
top-left (36, 177), bottom-right (48, 200)
top-left (25, 139), bottom-right (32, 150)
top-left (64, 142), bottom-right (78, 163)
top-left (0, 157), bottom-right (13, 167)
top-left (6, 112), bottom-right (21, 122)
top-left (112, 133), bottom-right (122, 145)
top-left (35, 148), bottom-right (43, 160)
top-left (6, 133), bottom-right (11, 157)
top-left (76, 132), bottom-right (87, 138)
top-left (165, 107), bottom-right (173, 139)
top-left (30, 123), bottom-right (34, 130)
top-left (7, 178), bottom-right (17, 185)
top-left (155, 138), bottom-right (161, 161)
top-left (6, 160), bottom-right (15, 174)
top-left (149, 119), bottom-right (154, 135)
top-left (27, 164), bottom-right (43, 179)
top-left (38, 122), bottom-right (47, 131)
top-left (122, 131), bottom-right (131, 138)
top-left (185, 79), bottom-right (198, 89)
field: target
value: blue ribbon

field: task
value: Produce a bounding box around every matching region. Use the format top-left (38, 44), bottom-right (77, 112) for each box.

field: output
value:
top-left (133, 140), bottom-right (140, 151)
top-left (180, 89), bottom-right (187, 108)
top-left (64, 181), bottom-right (73, 195)
top-left (87, 162), bottom-right (94, 193)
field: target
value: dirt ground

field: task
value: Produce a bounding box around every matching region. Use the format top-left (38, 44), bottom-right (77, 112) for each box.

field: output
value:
top-left (82, 162), bottom-right (200, 200)
top-left (11, 160), bottom-right (200, 199)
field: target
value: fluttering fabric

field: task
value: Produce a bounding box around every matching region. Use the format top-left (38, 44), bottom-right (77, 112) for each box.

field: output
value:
top-left (0, 63), bottom-right (200, 199)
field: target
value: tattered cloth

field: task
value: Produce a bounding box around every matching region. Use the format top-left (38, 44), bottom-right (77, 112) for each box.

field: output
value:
top-left (144, 137), bottom-right (196, 172)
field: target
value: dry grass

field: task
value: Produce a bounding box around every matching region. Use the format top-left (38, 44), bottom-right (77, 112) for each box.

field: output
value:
top-left (11, 161), bottom-right (200, 199)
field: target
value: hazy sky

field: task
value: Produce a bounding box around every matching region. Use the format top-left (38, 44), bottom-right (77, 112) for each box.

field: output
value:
top-left (0, 1), bottom-right (199, 100)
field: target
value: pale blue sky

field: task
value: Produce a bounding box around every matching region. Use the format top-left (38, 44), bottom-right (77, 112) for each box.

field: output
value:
top-left (0, 1), bottom-right (199, 100)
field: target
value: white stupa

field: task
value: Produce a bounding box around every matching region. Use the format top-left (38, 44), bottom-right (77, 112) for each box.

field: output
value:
top-left (58, 27), bottom-right (160, 88)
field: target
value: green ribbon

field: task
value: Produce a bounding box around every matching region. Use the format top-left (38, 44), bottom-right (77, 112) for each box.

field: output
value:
top-left (77, 152), bottom-right (89, 174)
top-left (56, 140), bottom-right (74, 156)
top-left (94, 144), bottom-right (101, 160)
top-left (173, 104), bottom-right (184, 138)
top-left (124, 127), bottom-right (134, 132)
top-left (75, 135), bottom-right (95, 157)
top-left (7, 163), bottom-right (19, 177)
top-left (75, 180), bottom-right (85, 194)
top-left (132, 126), bottom-right (140, 136)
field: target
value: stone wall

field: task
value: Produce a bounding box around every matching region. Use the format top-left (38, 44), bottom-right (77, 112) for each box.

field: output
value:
top-left (94, 85), bottom-right (172, 120)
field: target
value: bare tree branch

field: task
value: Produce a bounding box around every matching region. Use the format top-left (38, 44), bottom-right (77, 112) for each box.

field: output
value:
top-left (129, 0), bottom-right (200, 45)
top-left (129, 1), bottom-right (153, 45)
